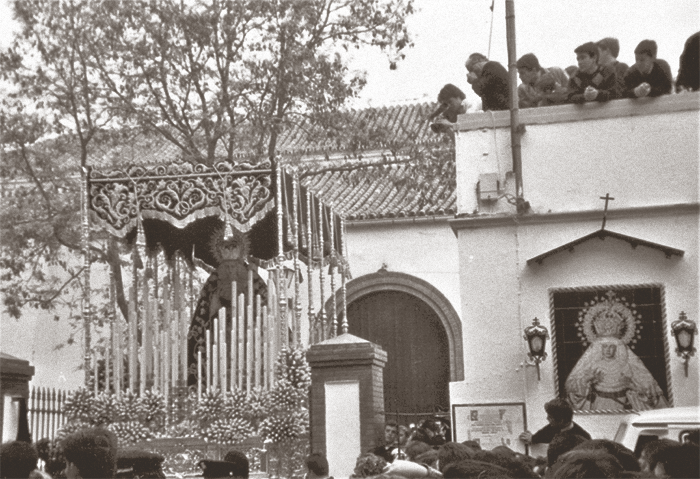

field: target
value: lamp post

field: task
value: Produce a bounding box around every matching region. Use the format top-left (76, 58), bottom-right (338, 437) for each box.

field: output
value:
top-left (524, 317), bottom-right (549, 380)
top-left (671, 312), bottom-right (697, 377)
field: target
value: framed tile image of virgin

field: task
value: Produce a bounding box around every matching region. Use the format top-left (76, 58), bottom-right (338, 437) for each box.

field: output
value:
top-left (550, 284), bottom-right (672, 413)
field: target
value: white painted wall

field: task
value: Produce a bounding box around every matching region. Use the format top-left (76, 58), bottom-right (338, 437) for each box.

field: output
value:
top-left (325, 380), bottom-right (361, 479)
top-left (345, 220), bottom-right (461, 315)
top-left (455, 94), bottom-right (700, 216)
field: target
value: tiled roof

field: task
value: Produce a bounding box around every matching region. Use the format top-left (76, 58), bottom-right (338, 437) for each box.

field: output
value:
top-left (302, 159), bottom-right (456, 221)
top-left (5, 102), bottom-right (456, 220)
top-left (85, 102), bottom-right (441, 169)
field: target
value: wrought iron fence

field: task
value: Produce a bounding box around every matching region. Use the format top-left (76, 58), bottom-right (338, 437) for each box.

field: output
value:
top-left (28, 387), bottom-right (69, 441)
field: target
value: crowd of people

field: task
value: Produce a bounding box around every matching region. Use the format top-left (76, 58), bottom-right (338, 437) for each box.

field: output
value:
top-left (430, 32), bottom-right (700, 130)
top-left (349, 399), bottom-right (699, 478)
top-left (0, 426), bottom-right (252, 479)
top-left (1, 398), bottom-right (699, 478)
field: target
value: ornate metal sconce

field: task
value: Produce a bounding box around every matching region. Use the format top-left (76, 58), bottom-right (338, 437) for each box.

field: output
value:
top-left (524, 317), bottom-right (549, 380)
top-left (671, 312), bottom-right (697, 377)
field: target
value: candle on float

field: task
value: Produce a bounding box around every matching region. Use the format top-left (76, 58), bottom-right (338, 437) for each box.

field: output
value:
top-left (213, 316), bottom-right (219, 391)
top-left (205, 329), bottom-right (211, 392)
top-left (197, 349), bottom-right (202, 399)
top-left (219, 307), bottom-right (227, 392)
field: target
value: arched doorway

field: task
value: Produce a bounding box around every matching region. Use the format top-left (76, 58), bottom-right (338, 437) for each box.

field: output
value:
top-left (347, 290), bottom-right (451, 421)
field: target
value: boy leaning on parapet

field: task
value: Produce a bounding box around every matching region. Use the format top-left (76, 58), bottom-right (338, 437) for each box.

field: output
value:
top-left (567, 42), bottom-right (617, 104)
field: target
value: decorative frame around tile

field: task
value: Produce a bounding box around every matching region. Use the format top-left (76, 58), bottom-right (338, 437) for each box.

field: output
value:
top-left (548, 283), bottom-right (673, 414)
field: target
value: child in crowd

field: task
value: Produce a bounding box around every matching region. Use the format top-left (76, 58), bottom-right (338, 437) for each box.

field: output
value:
top-left (429, 84), bottom-right (468, 133)
top-left (623, 40), bottom-right (673, 98)
top-left (597, 37), bottom-right (629, 98)
top-left (567, 42), bottom-right (617, 103)
top-left (516, 53), bottom-right (569, 107)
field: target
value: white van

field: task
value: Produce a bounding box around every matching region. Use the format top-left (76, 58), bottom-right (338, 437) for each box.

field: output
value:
top-left (613, 406), bottom-right (700, 454)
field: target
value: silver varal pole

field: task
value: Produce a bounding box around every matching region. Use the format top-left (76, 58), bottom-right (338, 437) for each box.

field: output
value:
top-left (276, 161), bottom-right (287, 350)
top-left (292, 169), bottom-right (302, 346)
top-left (341, 216), bottom-right (349, 335)
top-left (80, 166), bottom-right (92, 387)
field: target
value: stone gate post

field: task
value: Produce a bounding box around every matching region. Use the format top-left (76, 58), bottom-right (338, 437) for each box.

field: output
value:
top-left (0, 353), bottom-right (35, 443)
top-left (307, 333), bottom-right (388, 478)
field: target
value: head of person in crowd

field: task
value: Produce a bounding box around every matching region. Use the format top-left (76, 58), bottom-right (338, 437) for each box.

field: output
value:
top-left (682, 429), bottom-right (699, 445)
top-left (414, 449), bottom-right (438, 469)
top-left (548, 449), bottom-right (624, 479)
top-left (437, 417), bottom-right (451, 442)
top-left (0, 441), bottom-right (38, 479)
top-left (461, 440), bottom-right (482, 451)
top-left (350, 453), bottom-right (387, 478)
top-left (34, 438), bottom-right (64, 478)
top-left (535, 72), bottom-right (562, 91)
top-left (383, 421), bottom-right (399, 447)
top-left (465, 52), bottom-right (490, 85)
top-left (574, 42), bottom-right (600, 74)
top-left (676, 31), bottom-right (700, 92)
top-left (442, 459), bottom-right (513, 479)
top-left (652, 441), bottom-right (700, 478)
top-left (436, 442), bottom-right (475, 472)
top-left (471, 450), bottom-right (538, 479)
top-left (430, 84), bottom-right (467, 125)
top-left (198, 449), bottom-right (249, 479)
top-left (572, 439), bottom-right (639, 472)
top-left (398, 425), bottom-right (411, 447)
top-left (115, 448), bottom-right (166, 479)
top-left (61, 428), bottom-right (117, 479)
top-left (543, 398), bottom-right (575, 431)
top-left (597, 37), bottom-right (621, 65)
top-left (197, 449), bottom-right (250, 479)
top-left (405, 440), bottom-right (431, 461)
top-left (634, 40), bottom-right (658, 75)
top-left (305, 452), bottom-right (330, 479)
top-left (565, 65), bottom-right (578, 77)
top-left (547, 433), bottom-right (589, 468)
top-left (517, 53), bottom-right (545, 86)
top-left (419, 418), bottom-right (445, 447)
top-left (638, 438), bottom-right (680, 474)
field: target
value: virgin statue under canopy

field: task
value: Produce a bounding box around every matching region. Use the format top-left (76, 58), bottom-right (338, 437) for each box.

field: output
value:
top-left (565, 291), bottom-right (669, 411)
top-left (187, 224), bottom-right (267, 387)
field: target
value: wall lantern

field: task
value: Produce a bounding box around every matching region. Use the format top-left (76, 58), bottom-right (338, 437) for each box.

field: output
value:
top-left (523, 317), bottom-right (549, 380)
top-left (671, 311), bottom-right (697, 377)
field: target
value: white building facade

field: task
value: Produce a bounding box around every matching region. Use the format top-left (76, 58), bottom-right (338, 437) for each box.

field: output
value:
top-left (449, 93), bottom-right (699, 452)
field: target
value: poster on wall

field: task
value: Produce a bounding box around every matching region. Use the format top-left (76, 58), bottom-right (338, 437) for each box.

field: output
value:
top-left (452, 402), bottom-right (527, 453)
top-left (550, 285), bottom-right (672, 413)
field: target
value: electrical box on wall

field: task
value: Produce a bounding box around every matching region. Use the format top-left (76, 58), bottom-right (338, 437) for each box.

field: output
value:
top-left (477, 173), bottom-right (499, 202)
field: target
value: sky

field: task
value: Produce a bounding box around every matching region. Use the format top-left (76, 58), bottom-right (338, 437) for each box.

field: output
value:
top-left (1, 0), bottom-right (699, 110)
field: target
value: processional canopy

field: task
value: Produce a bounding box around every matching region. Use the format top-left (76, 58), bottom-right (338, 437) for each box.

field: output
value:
top-left (87, 159), bottom-right (345, 269)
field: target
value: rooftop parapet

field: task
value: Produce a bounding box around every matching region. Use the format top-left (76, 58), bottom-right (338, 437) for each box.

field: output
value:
top-left (453, 92), bottom-right (700, 218)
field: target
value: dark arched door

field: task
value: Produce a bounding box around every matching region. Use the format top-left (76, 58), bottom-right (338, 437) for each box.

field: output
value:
top-left (347, 290), bottom-right (450, 422)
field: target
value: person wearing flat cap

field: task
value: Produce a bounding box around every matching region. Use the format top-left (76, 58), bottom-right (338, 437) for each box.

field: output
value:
top-left (115, 449), bottom-right (166, 479)
top-left (198, 449), bottom-right (249, 479)
top-left (567, 42), bottom-right (617, 103)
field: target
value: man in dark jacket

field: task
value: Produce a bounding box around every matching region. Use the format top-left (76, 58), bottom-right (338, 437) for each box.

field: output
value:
top-left (519, 398), bottom-right (591, 446)
top-left (623, 40), bottom-right (673, 98)
top-left (597, 37), bottom-right (628, 98)
top-left (677, 31), bottom-right (700, 92)
top-left (567, 42), bottom-right (617, 103)
top-left (465, 53), bottom-right (510, 111)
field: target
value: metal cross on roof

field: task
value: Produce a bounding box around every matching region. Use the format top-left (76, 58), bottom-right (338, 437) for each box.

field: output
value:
top-left (599, 193), bottom-right (615, 229)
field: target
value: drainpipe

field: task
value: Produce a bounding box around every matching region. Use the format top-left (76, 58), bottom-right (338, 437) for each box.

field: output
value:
top-left (505, 0), bottom-right (527, 213)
